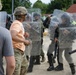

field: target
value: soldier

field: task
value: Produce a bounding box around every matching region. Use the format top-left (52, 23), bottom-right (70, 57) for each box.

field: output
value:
top-left (10, 6), bottom-right (30, 75)
top-left (33, 12), bottom-right (45, 63)
top-left (47, 16), bottom-right (59, 71)
top-left (27, 12), bottom-right (45, 72)
top-left (54, 13), bottom-right (75, 75)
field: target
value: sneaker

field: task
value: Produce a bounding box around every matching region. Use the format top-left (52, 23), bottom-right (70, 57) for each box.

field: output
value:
top-left (54, 65), bottom-right (63, 71)
top-left (47, 66), bottom-right (54, 71)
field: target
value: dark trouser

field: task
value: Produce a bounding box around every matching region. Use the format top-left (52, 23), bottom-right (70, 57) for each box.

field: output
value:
top-left (28, 55), bottom-right (40, 72)
top-left (28, 56), bottom-right (35, 71)
top-left (47, 53), bottom-right (54, 66)
top-left (34, 55), bottom-right (40, 64)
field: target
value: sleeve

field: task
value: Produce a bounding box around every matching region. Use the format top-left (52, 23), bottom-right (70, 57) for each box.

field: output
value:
top-left (3, 30), bottom-right (14, 56)
top-left (10, 23), bottom-right (21, 32)
top-left (54, 27), bottom-right (59, 39)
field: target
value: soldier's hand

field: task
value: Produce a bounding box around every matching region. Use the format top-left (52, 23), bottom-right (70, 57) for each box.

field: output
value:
top-left (24, 40), bottom-right (30, 46)
top-left (24, 32), bottom-right (30, 38)
top-left (54, 38), bottom-right (58, 42)
top-left (63, 29), bottom-right (69, 34)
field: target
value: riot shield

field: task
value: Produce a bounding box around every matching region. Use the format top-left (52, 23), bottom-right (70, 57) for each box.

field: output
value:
top-left (49, 9), bottom-right (64, 40)
top-left (49, 10), bottom-right (76, 57)
top-left (0, 11), bottom-right (7, 27)
top-left (25, 13), bottom-right (32, 22)
top-left (23, 10), bottom-right (42, 56)
top-left (23, 21), bottom-right (41, 41)
top-left (58, 12), bottom-right (76, 50)
top-left (49, 16), bottom-right (60, 40)
top-left (27, 8), bottom-right (41, 22)
top-left (23, 8), bottom-right (42, 41)
top-left (71, 13), bottom-right (76, 26)
top-left (53, 9), bottom-right (64, 17)
top-left (27, 8), bottom-right (41, 14)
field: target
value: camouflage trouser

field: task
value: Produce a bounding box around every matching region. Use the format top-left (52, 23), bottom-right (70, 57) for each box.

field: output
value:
top-left (13, 49), bottom-right (28, 75)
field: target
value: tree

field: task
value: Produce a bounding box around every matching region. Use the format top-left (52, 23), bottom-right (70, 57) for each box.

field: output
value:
top-left (1, 0), bottom-right (32, 14)
top-left (14, 0), bottom-right (32, 8)
top-left (47, 0), bottom-right (63, 13)
top-left (47, 0), bottom-right (76, 13)
top-left (33, 0), bottom-right (48, 14)
top-left (0, 0), bottom-right (2, 10)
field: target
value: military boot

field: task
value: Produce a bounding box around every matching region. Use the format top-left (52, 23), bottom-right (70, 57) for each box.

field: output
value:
top-left (47, 54), bottom-right (54, 71)
top-left (34, 55), bottom-right (40, 65)
top-left (27, 56), bottom-right (35, 72)
top-left (55, 63), bottom-right (63, 71)
top-left (69, 63), bottom-right (75, 75)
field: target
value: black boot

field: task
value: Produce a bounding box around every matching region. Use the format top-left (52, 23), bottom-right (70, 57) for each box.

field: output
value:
top-left (55, 63), bottom-right (63, 71)
top-left (34, 55), bottom-right (40, 65)
top-left (69, 63), bottom-right (75, 75)
top-left (27, 56), bottom-right (35, 73)
top-left (41, 55), bottom-right (45, 62)
top-left (47, 54), bottom-right (54, 71)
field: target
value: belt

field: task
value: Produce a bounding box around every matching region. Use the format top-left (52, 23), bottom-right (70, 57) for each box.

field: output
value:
top-left (15, 48), bottom-right (24, 55)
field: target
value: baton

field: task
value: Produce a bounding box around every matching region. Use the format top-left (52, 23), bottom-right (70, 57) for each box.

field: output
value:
top-left (69, 49), bottom-right (76, 55)
top-left (53, 41), bottom-right (59, 59)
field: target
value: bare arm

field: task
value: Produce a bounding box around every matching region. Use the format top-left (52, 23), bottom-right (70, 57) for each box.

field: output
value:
top-left (24, 32), bottom-right (30, 38)
top-left (5, 56), bottom-right (15, 75)
top-left (11, 30), bottom-right (30, 45)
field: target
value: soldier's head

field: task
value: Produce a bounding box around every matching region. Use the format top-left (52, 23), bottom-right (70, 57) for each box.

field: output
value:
top-left (33, 12), bottom-right (41, 21)
top-left (61, 13), bottom-right (70, 25)
top-left (14, 6), bottom-right (27, 21)
top-left (25, 13), bottom-right (32, 22)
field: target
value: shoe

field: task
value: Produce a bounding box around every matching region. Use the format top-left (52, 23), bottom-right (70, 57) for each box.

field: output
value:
top-left (27, 68), bottom-right (32, 73)
top-left (47, 66), bottom-right (54, 71)
top-left (54, 65), bottom-right (63, 71)
top-left (69, 63), bottom-right (75, 75)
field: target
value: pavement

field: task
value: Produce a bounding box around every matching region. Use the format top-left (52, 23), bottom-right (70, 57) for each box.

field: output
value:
top-left (27, 29), bottom-right (76, 75)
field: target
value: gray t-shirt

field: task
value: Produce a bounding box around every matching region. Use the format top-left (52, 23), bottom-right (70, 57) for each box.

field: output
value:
top-left (0, 26), bottom-right (14, 75)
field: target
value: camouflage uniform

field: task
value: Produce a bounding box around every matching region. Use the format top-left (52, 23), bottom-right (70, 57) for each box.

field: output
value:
top-left (13, 49), bottom-right (28, 75)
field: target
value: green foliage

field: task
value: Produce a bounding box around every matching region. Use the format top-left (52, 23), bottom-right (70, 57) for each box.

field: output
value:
top-left (33, 0), bottom-right (48, 14)
top-left (2, 0), bottom-right (12, 13)
top-left (47, 0), bottom-right (76, 13)
top-left (1, 0), bottom-right (76, 14)
top-left (1, 0), bottom-right (32, 14)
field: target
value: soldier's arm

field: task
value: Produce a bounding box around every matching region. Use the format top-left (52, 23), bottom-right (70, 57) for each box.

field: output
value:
top-left (54, 26), bottom-right (59, 42)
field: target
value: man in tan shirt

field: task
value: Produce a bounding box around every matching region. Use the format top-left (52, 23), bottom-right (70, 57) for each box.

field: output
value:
top-left (10, 6), bottom-right (30, 75)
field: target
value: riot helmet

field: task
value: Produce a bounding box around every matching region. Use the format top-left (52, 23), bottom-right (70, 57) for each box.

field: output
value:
top-left (33, 12), bottom-right (41, 21)
top-left (25, 13), bottom-right (32, 22)
top-left (61, 13), bottom-right (71, 25)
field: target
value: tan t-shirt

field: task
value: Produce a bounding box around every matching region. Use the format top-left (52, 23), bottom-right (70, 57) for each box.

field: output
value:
top-left (10, 20), bottom-right (25, 51)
